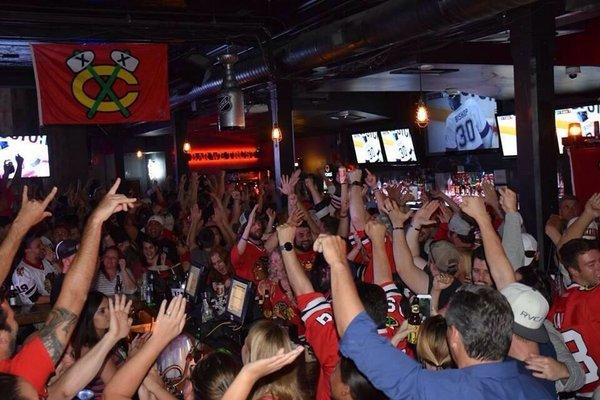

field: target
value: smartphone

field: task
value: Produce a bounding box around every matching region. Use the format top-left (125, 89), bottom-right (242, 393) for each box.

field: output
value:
top-left (417, 294), bottom-right (432, 320)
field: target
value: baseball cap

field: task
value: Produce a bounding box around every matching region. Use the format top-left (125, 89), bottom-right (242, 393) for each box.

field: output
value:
top-left (522, 233), bottom-right (538, 267)
top-left (56, 240), bottom-right (79, 261)
top-left (500, 282), bottom-right (549, 343)
top-left (448, 214), bottom-right (472, 236)
top-left (147, 215), bottom-right (165, 226)
top-left (429, 240), bottom-right (460, 274)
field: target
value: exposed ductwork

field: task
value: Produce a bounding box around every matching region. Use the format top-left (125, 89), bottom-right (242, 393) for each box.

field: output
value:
top-left (170, 0), bottom-right (536, 108)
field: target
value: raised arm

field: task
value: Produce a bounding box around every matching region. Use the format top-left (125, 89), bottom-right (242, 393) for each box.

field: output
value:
top-left (337, 173), bottom-right (350, 237)
top-left (236, 204), bottom-right (259, 256)
top-left (365, 220), bottom-right (392, 285)
top-left (41, 178), bottom-right (136, 364)
top-left (383, 199), bottom-right (429, 294)
top-left (314, 234), bottom-right (363, 336)
top-left (498, 187), bottom-right (526, 271)
top-left (276, 224), bottom-right (314, 296)
top-left (348, 169), bottom-right (368, 232)
top-left (0, 186), bottom-right (57, 285)
top-left (405, 201), bottom-right (439, 268)
top-left (460, 196), bottom-right (516, 290)
top-left (304, 175), bottom-right (324, 205)
top-left (48, 296), bottom-right (132, 400)
top-left (557, 193), bottom-right (600, 249)
top-left (103, 296), bottom-right (186, 399)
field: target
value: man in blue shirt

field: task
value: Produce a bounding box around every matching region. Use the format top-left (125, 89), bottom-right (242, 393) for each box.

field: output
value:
top-left (312, 217), bottom-right (555, 400)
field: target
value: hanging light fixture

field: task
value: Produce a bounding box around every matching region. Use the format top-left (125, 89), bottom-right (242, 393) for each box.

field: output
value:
top-left (271, 124), bottom-right (282, 142)
top-left (183, 141), bottom-right (191, 153)
top-left (415, 66), bottom-right (429, 128)
top-left (136, 150), bottom-right (143, 159)
top-left (217, 53), bottom-right (245, 131)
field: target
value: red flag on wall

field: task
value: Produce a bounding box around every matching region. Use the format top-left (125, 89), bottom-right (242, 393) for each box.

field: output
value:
top-left (31, 43), bottom-right (170, 125)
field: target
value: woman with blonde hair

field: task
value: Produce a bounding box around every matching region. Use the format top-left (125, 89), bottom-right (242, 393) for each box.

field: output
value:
top-left (233, 320), bottom-right (307, 400)
top-left (416, 315), bottom-right (454, 371)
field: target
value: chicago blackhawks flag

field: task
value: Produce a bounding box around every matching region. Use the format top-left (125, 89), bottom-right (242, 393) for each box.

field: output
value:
top-left (31, 43), bottom-right (170, 125)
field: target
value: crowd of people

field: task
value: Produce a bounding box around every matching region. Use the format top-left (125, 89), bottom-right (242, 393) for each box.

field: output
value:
top-left (0, 156), bottom-right (598, 400)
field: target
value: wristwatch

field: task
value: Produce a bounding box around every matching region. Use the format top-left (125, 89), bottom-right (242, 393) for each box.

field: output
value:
top-left (280, 242), bottom-right (293, 252)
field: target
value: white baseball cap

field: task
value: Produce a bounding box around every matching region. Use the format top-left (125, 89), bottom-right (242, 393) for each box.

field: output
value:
top-left (147, 215), bottom-right (165, 226)
top-left (501, 282), bottom-right (549, 343)
top-left (522, 233), bottom-right (538, 267)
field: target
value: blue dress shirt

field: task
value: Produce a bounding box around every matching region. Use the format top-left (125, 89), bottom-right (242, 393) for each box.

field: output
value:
top-left (340, 312), bottom-right (556, 400)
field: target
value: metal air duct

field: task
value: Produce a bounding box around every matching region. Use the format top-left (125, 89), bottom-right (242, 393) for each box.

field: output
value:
top-left (171, 0), bottom-right (536, 108)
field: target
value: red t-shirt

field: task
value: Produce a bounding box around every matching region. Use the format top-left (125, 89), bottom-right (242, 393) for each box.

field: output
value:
top-left (230, 242), bottom-right (266, 285)
top-left (547, 283), bottom-right (600, 397)
top-left (0, 336), bottom-right (54, 397)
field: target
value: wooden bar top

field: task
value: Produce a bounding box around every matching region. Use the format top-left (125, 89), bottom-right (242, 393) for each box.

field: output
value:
top-left (14, 303), bottom-right (52, 326)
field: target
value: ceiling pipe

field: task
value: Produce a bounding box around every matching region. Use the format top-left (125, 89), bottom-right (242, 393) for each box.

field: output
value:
top-left (170, 0), bottom-right (536, 108)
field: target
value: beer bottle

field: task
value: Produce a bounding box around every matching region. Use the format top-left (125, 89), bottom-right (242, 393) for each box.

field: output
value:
top-left (407, 297), bottom-right (421, 344)
top-left (262, 290), bottom-right (273, 319)
top-left (115, 274), bottom-right (123, 294)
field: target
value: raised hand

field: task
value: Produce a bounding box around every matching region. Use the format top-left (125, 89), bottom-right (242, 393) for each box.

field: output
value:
top-left (15, 154), bottom-right (23, 166)
top-left (231, 190), bottom-right (241, 201)
top-left (365, 219), bottom-right (387, 243)
top-left (91, 178), bottom-right (137, 223)
top-left (287, 207), bottom-right (303, 227)
top-left (482, 179), bottom-right (500, 209)
top-left (313, 234), bottom-right (347, 267)
top-left (498, 187), bottom-right (518, 214)
top-left (242, 346), bottom-right (304, 381)
top-left (190, 203), bottom-right (202, 222)
top-left (247, 204), bottom-right (259, 225)
top-left (304, 175), bottom-right (315, 190)
top-left (266, 208), bottom-right (276, 221)
top-left (118, 258), bottom-right (127, 271)
top-left (438, 203), bottom-right (454, 224)
top-left (583, 192), bottom-right (600, 218)
top-left (107, 295), bottom-right (133, 341)
top-left (412, 200), bottom-right (439, 228)
top-left (383, 198), bottom-right (413, 228)
top-left (365, 169), bottom-right (378, 189)
top-left (128, 332), bottom-right (152, 359)
top-left (347, 168), bottom-right (362, 184)
top-left (432, 273), bottom-right (454, 291)
top-left (276, 223), bottom-right (296, 245)
top-left (460, 196), bottom-right (489, 223)
top-left (152, 295), bottom-right (187, 345)
top-left (15, 185), bottom-right (57, 228)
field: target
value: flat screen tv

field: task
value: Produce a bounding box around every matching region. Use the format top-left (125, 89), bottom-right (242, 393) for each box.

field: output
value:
top-left (0, 135), bottom-right (50, 177)
top-left (351, 131), bottom-right (384, 163)
top-left (497, 104), bottom-right (600, 156)
top-left (426, 92), bottom-right (500, 154)
top-left (380, 128), bottom-right (417, 163)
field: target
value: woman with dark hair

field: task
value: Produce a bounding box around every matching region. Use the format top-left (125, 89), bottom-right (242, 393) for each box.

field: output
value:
top-left (131, 234), bottom-right (173, 280)
top-left (68, 292), bottom-right (127, 398)
top-left (191, 350), bottom-right (241, 400)
top-left (94, 246), bottom-right (137, 296)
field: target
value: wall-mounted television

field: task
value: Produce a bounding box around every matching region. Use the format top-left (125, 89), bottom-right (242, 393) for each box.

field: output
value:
top-left (426, 92), bottom-right (500, 154)
top-left (497, 104), bottom-right (600, 156)
top-left (0, 135), bottom-right (50, 178)
top-left (352, 132), bottom-right (384, 164)
top-left (380, 128), bottom-right (417, 163)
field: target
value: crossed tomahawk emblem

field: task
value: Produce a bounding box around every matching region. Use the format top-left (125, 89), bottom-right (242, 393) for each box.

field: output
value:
top-left (67, 50), bottom-right (140, 118)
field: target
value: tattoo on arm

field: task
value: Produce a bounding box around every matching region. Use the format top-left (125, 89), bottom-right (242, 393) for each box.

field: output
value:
top-left (39, 307), bottom-right (78, 364)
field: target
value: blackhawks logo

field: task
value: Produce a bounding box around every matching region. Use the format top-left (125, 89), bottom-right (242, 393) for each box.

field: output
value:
top-left (66, 50), bottom-right (140, 118)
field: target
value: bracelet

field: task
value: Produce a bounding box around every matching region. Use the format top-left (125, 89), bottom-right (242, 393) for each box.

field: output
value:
top-left (410, 224), bottom-right (421, 232)
top-left (393, 226), bottom-right (404, 231)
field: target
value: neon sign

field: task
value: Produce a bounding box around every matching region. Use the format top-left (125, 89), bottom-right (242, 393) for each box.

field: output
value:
top-left (188, 147), bottom-right (259, 166)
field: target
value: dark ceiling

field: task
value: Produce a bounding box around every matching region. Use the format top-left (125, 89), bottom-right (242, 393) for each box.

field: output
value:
top-left (0, 0), bottom-right (599, 136)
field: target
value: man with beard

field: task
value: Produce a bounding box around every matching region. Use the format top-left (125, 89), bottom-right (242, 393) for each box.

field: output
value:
top-left (231, 205), bottom-right (278, 285)
top-left (294, 222), bottom-right (316, 273)
top-left (12, 233), bottom-right (58, 305)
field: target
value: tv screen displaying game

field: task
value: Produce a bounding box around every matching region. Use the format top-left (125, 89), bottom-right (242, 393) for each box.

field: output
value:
top-left (380, 128), bottom-right (417, 163)
top-left (352, 132), bottom-right (384, 163)
top-left (426, 92), bottom-right (500, 154)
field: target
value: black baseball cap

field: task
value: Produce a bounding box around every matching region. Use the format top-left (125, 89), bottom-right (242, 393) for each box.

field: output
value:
top-left (56, 240), bottom-right (78, 260)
